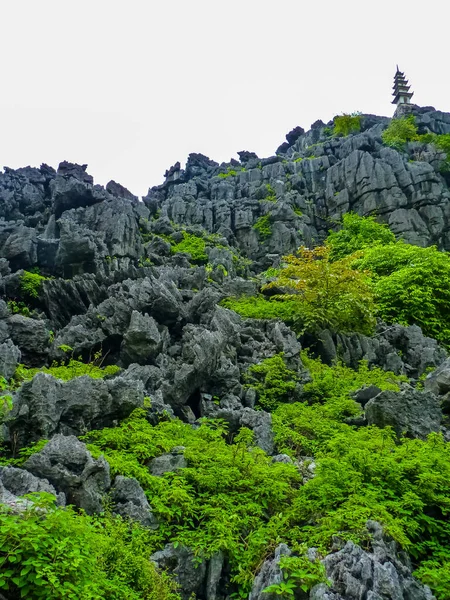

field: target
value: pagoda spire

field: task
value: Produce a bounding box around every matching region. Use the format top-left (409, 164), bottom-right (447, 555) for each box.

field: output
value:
top-left (392, 67), bottom-right (414, 105)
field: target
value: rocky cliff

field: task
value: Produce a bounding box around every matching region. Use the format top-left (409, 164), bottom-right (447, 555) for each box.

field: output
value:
top-left (1, 105), bottom-right (449, 600)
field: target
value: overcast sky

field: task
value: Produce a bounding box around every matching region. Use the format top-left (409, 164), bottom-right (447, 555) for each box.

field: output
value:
top-left (1, 0), bottom-right (449, 197)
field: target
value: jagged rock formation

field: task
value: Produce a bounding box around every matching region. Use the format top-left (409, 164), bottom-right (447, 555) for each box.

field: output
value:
top-left (2, 105), bottom-right (450, 599)
top-left (311, 521), bottom-right (435, 600)
top-left (251, 523), bottom-right (435, 600)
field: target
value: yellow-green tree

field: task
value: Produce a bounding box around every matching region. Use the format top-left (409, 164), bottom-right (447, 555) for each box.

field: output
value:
top-left (263, 246), bottom-right (376, 335)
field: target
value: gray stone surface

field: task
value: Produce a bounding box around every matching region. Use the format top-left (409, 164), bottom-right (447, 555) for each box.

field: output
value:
top-left (0, 339), bottom-right (21, 380)
top-left (249, 544), bottom-right (292, 600)
top-left (24, 435), bottom-right (110, 514)
top-left (6, 373), bottom-right (144, 447)
top-left (0, 465), bottom-right (64, 504)
top-left (150, 544), bottom-right (207, 600)
top-left (110, 475), bottom-right (158, 528)
top-left (149, 448), bottom-right (187, 477)
top-left (365, 389), bottom-right (441, 439)
top-left (310, 521), bottom-right (435, 600)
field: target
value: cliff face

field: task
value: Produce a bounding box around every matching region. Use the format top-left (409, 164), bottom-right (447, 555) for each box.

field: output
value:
top-left (1, 107), bottom-right (449, 600)
top-left (144, 106), bottom-right (450, 264)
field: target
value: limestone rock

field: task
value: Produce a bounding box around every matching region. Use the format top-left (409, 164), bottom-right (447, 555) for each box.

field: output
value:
top-left (110, 475), bottom-right (158, 528)
top-left (365, 389), bottom-right (441, 439)
top-left (24, 435), bottom-right (110, 514)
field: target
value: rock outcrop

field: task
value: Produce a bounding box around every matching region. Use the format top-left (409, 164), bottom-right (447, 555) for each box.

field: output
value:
top-left (311, 521), bottom-right (435, 600)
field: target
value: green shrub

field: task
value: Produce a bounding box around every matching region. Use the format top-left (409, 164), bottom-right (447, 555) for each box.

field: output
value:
top-left (171, 232), bottom-right (208, 263)
top-left (333, 113), bottom-right (361, 136)
top-left (0, 377), bottom-right (13, 423)
top-left (20, 270), bottom-right (47, 299)
top-left (14, 359), bottom-right (120, 385)
top-left (218, 168), bottom-right (239, 179)
top-left (327, 213), bottom-right (395, 260)
top-left (263, 553), bottom-right (328, 595)
top-left (0, 493), bottom-right (180, 600)
top-left (83, 410), bottom-right (300, 594)
top-left (265, 184), bottom-right (277, 202)
top-left (382, 115), bottom-right (419, 150)
top-left (353, 242), bottom-right (450, 345)
top-left (244, 353), bottom-right (299, 411)
top-left (220, 295), bottom-right (299, 322)
top-left (301, 351), bottom-right (406, 417)
top-left (253, 214), bottom-right (272, 238)
top-left (7, 300), bottom-right (31, 317)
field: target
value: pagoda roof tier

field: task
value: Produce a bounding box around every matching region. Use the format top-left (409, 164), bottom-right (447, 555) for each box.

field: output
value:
top-left (393, 85), bottom-right (411, 93)
top-left (392, 91), bottom-right (414, 104)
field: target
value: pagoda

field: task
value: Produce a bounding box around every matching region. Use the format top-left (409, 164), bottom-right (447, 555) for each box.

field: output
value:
top-left (392, 66), bottom-right (414, 105)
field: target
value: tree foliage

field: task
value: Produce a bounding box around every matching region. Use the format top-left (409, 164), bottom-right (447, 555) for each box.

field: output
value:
top-left (333, 113), bottom-right (361, 137)
top-left (327, 213), bottom-right (395, 260)
top-left (354, 242), bottom-right (450, 345)
top-left (263, 246), bottom-right (376, 335)
top-left (381, 115), bottom-right (419, 150)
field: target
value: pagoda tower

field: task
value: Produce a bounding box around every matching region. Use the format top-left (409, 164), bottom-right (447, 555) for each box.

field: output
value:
top-left (392, 66), bottom-right (414, 106)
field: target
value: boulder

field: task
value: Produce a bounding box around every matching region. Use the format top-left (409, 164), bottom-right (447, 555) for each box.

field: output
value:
top-left (249, 544), bottom-right (292, 600)
top-left (0, 465), bottom-right (64, 505)
top-left (24, 435), bottom-right (110, 514)
top-left (365, 389), bottom-right (441, 439)
top-left (110, 475), bottom-right (158, 528)
top-left (424, 358), bottom-right (450, 396)
top-left (120, 310), bottom-right (163, 366)
top-left (240, 408), bottom-right (274, 455)
top-left (149, 447), bottom-right (187, 477)
top-left (7, 315), bottom-right (49, 365)
top-left (151, 544), bottom-right (207, 600)
top-left (7, 373), bottom-right (144, 447)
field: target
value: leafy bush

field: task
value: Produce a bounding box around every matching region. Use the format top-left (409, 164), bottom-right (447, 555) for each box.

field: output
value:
top-left (83, 410), bottom-right (300, 594)
top-left (220, 295), bottom-right (299, 322)
top-left (263, 246), bottom-right (376, 335)
top-left (253, 214), bottom-right (272, 238)
top-left (265, 184), bottom-right (277, 202)
top-left (0, 493), bottom-right (180, 600)
top-left (301, 351), bottom-right (406, 416)
top-left (263, 553), bottom-right (328, 595)
top-left (14, 359), bottom-right (120, 385)
top-left (333, 113), bottom-right (361, 137)
top-left (171, 232), bottom-right (208, 263)
top-left (353, 242), bottom-right (450, 345)
top-left (244, 353), bottom-right (299, 411)
top-left (327, 213), bottom-right (395, 260)
top-left (381, 115), bottom-right (419, 150)
top-left (20, 270), bottom-right (47, 299)
top-left (0, 377), bottom-right (13, 423)
top-left (7, 300), bottom-right (31, 317)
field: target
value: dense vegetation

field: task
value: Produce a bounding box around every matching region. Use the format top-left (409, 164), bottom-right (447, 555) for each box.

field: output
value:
top-left (223, 214), bottom-right (450, 346)
top-left (0, 494), bottom-right (180, 600)
top-left (4, 352), bottom-right (449, 597)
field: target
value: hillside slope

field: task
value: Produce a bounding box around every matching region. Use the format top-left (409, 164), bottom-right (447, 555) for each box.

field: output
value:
top-left (1, 107), bottom-right (450, 600)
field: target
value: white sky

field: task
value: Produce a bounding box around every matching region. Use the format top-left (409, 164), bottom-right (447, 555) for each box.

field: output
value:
top-left (1, 0), bottom-right (449, 198)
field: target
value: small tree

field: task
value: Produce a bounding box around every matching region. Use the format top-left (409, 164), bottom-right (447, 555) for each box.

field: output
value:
top-left (381, 115), bottom-right (419, 150)
top-left (263, 246), bottom-right (376, 335)
top-left (333, 113), bottom-right (361, 136)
